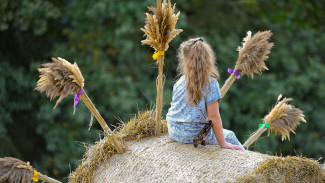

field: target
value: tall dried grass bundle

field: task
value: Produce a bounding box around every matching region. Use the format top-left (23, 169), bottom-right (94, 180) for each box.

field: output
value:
top-left (235, 30), bottom-right (273, 78)
top-left (69, 110), bottom-right (164, 183)
top-left (237, 156), bottom-right (325, 182)
top-left (140, 0), bottom-right (183, 51)
top-left (220, 31), bottom-right (273, 97)
top-left (141, 0), bottom-right (182, 135)
top-left (35, 57), bottom-right (84, 108)
top-left (244, 95), bottom-right (306, 148)
top-left (0, 157), bottom-right (61, 183)
top-left (35, 57), bottom-right (124, 153)
top-left (0, 157), bottom-right (32, 183)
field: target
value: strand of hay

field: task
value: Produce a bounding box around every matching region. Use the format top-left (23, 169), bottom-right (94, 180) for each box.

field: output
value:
top-left (141, 0), bottom-right (182, 135)
top-left (0, 157), bottom-right (61, 183)
top-left (35, 57), bottom-right (124, 153)
top-left (244, 95), bottom-right (306, 148)
top-left (69, 110), bottom-right (166, 183)
top-left (220, 30), bottom-right (273, 97)
top-left (237, 156), bottom-right (325, 182)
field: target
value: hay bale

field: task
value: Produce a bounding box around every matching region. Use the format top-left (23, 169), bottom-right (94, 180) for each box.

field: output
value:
top-left (89, 135), bottom-right (325, 182)
top-left (70, 110), bottom-right (324, 182)
top-left (92, 135), bottom-right (269, 182)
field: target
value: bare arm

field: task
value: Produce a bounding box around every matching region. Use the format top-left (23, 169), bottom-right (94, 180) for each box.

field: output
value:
top-left (207, 100), bottom-right (242, 150)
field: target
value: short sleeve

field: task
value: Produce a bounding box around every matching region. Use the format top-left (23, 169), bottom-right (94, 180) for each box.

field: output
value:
top-left (206, 78), bottom-right (222, 106)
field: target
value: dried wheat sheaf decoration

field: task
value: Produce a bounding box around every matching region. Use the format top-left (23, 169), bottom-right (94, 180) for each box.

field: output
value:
top-left (35, 57), bottom-right (124, 153)
top-left (35, 57), bottom-right (84, 109)
top-left (0, 157), bottom-right (61, 183)
top-left (220, 31), bottom-right (274, 97)
top-left (244, 95), bottom-right (306, 148)
top-left (140, 0), bottom-right (183, 51)
top-left (141, 0), bottom-right (182, 135)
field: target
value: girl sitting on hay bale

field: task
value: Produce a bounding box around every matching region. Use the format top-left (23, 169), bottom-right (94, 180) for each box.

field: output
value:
top-left (166, 37), bottom-right (243, 150)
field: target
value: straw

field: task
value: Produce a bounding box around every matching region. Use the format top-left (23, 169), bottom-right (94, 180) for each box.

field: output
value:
top-left (116, 110), bottom-right (167, 141)
top-left (141, 0), bottom-right (182, 135)
top-left (35, 57), bottom-right (124, 153)
top-left (220, 30), bottom-right (273, 97)
top-left (0, 157), bottom-right (61, 183)
top-left (244, 94), bottom-right (306, 148)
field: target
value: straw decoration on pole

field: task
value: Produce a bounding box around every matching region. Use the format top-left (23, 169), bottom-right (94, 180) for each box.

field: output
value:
top-left (220, 30), bottom-right (274, 97)
top-left (243, 95), bottom-right (306, 148)
top-left (141, 0), bottom-right (182, 135)
top-left (0, 157), bottom-right (61, 183)
top-left (35, 57), bottom-right (124, 153)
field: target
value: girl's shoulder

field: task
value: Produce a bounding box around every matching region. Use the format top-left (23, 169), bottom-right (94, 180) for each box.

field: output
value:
top-left (177, 75), bottom-right (185, 83)
top-left (208, 77), bottom-right (220, 89)
top-left (174, 75), bottom-right (185, 87)
top-left (210, 77), bottom-right (218, 84)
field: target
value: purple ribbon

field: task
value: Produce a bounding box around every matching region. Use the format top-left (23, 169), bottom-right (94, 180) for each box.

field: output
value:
top-left (228, 68), bottom-right (241, 79)
top-left (74, 89), bottom-right (85, 107)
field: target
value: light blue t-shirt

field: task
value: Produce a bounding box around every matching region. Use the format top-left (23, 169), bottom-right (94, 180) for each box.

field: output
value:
top-left (166, 76), bottom-right (222, 124)
top-left (166, 76), bottom-right (243, 148)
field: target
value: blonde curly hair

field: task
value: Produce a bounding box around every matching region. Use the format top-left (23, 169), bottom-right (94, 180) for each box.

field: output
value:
top-left (177, 37), bottom-right (219, 106)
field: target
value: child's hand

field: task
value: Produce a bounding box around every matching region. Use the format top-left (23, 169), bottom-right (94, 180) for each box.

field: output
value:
top-left (221, 142), bottom-right (243, 151)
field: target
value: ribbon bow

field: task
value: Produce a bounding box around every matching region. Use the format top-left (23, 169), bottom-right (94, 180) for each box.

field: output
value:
top-left (74, 88), bottom-right (85, 108)
top-left (259, 122), bottom-right (270, 129)
top-left (152, 51), bottom-right (165, 60)
top-left (32, 170), bottom-right (39, 182)
top-left (228, 68), bottom-right (241, 79)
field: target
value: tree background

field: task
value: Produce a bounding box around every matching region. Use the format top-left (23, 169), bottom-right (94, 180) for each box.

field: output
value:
top-left (0, 0), bottom-right (324, 182)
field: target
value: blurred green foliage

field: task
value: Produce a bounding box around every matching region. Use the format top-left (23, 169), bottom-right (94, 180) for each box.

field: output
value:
top-left (0, 0), bottom-right (324, 181)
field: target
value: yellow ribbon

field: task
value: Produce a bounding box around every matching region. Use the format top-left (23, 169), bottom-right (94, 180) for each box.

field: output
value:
top-left (152, 51), bottom-right (165, 60)
top-left (32, 170), bottom-right (39, 182)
